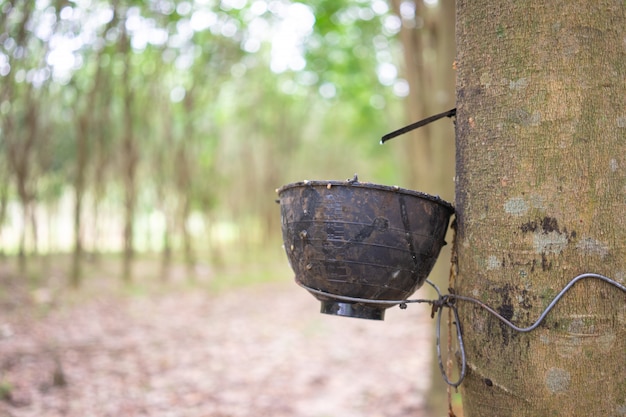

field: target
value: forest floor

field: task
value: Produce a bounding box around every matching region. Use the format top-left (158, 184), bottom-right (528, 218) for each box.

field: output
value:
top-left (0, 256), bottom-right (460, 417)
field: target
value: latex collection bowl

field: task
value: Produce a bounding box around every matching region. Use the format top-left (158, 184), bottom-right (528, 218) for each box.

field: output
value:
top-left (277, 179), bottom-right (454, 320)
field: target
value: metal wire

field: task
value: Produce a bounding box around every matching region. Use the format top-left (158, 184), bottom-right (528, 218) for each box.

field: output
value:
top-left (451, 272), bottom-right (626, 333)
top-left (296, 280), bottom-right (435, 306)
top-left (296, 272), bottom-right (626, 387)
top-left (436, 299), bottom-right (465, 387)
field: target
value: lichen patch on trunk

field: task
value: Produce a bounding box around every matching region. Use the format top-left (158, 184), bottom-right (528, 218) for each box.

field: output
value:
top-left (545, 367), bottom-right (571, 394)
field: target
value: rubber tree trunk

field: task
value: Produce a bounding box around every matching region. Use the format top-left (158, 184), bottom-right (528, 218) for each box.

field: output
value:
top-left (120, 28), bottom-right (137, 283)
top-left (390, 0), bottom-right (433, 191)
top-left (71, 114), bottom-right (88, 288)
top-left (455, 1), bottom-right (626, 415)
top-left (389, 2), bottom-right (457, 414)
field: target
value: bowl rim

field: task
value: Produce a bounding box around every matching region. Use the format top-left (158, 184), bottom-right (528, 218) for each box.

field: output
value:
top-left (277, 180), bottom-right (454, 212)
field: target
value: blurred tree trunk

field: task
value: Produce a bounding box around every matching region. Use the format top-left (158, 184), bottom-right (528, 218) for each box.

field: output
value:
top-left (160, 220), bottom-right (173, 281)
top-left (259, 108), bottom-right (289, 241)
top-left (430, 0), bottom-right (456, 204)
top-left (179, 95), bottom-right (197, 279)
top-left (90, 136), bottom-right (109, 261)
top-left (390, 0), bottom-right (432, 192)
top-left (179, 193), bottom-right (196, 280)
top-left (71, 113), bottom-right (89, 287)
top-left (456, 1), bottom-right (626, 415)
top-left (90, 48), bottom-right (116, 262)
top-left (10, 91), bottom-right (39, 272)
top-left (120, 27), bottom-right (138, 283)
top-left (91, 127), bottom-right (111, 261)
top-left (203, 212), bottom-right (224, 267)
top-left (73, 9), bottom-right (118, 280)
top-left (0, 175), bottom-right (8, 256)
top-left (2, 3), bottom-right (36, 272)
top-left (390, 1), bottom-right (457, 415)
top-left (391, 0), bottom-right (456, 195)
top-left (156, 98), bottom-right (174, 282)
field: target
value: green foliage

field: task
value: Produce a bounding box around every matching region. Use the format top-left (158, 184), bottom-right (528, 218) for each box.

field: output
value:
top-left (0, 0), bottom-right (409, 255)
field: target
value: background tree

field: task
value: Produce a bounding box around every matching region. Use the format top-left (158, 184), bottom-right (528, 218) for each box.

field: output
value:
top-left (455, 1), bottom-right (626, 415)
top-left (385, 1), bottom-right (456, 411)
top-left (1, 1), bottom-right (48, 271)
top-left (70, 6), bottom-right (119, 286)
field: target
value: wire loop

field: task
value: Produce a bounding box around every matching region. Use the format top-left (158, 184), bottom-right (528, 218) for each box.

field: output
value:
top-left (436, 298), bottom-right (465, 387)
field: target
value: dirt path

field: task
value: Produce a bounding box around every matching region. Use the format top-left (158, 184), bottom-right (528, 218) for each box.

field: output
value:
top-left (0, 281), bottom-right (436, 417)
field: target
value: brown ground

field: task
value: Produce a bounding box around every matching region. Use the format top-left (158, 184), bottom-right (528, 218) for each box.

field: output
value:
top-left (0, 265), bottom-right (441, 417)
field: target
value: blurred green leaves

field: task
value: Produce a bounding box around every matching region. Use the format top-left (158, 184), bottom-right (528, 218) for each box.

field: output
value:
top-left (0, 0), bottom-right (409, 257)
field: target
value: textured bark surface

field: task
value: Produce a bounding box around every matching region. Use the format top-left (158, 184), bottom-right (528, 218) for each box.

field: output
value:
top-left (455, 1), bottom-right (626, 415)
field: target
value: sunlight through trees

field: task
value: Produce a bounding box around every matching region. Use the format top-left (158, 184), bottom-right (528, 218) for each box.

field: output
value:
top-left (0, 0), bottom-right (453, 284)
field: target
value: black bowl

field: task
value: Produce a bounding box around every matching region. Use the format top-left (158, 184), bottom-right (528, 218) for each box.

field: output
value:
top-left (277, 179), bottom-right (454, 320)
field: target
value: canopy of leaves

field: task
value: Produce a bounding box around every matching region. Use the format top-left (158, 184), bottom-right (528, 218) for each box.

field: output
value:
top-left (0, 0), bottom-right (412, 254)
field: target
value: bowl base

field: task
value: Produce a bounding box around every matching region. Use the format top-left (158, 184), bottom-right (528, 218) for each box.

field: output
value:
top-left (320, 301), bottom-right (385, 320)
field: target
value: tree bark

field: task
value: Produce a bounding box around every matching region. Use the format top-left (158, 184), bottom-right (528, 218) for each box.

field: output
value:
top-left (455, 1), bottom-right (626, 415)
